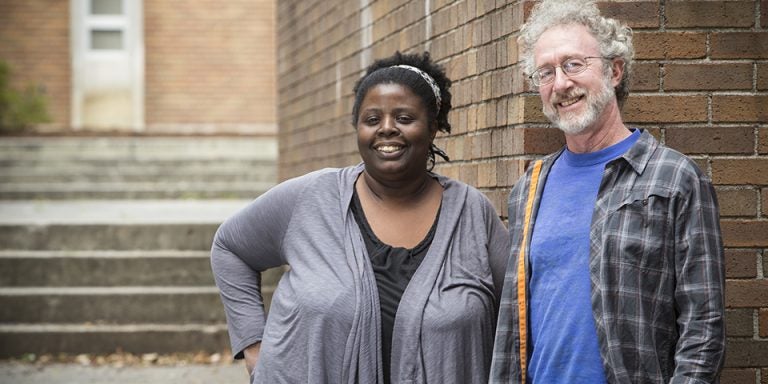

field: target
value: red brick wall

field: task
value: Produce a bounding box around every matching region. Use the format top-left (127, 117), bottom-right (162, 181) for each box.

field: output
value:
top-left (145, 0), bottom-right (276, 134)
top-left (276, 1), bottom-right (768, 381)
top-left (0, 0), bottom-right (71, 130)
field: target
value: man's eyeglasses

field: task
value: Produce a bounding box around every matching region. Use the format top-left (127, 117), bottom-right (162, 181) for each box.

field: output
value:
top-left (529, 56), bottom-right (609, 87)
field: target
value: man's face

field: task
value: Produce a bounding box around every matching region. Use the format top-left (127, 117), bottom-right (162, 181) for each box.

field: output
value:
top-left (533, 24), bottom-right (617, 135)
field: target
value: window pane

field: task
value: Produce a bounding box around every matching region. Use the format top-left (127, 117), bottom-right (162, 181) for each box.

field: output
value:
top-left (91, 0), bottom-right (123, 15)
top-left (91, 30), bottom-right (123, 50)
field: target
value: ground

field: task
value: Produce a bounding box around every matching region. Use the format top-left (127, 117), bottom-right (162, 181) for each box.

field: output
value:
top-left (0, 352), bottom-right (247, 384)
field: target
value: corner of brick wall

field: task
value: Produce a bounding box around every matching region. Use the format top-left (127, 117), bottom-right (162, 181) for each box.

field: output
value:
top-left (277, 1), bottom-right (768, 381)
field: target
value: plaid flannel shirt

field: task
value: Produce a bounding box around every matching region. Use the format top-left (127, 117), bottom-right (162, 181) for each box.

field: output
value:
top-left (490, 130), bottom-right (725, 384)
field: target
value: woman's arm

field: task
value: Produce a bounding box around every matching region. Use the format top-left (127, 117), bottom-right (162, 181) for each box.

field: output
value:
top-left (243, 342), bottom-right (261, 377)
top-left (211, 175), bottom-right (308, 360)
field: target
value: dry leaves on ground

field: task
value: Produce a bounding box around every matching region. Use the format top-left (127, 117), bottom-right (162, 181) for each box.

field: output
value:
top-left (8, 350), bottom-right (235, 368)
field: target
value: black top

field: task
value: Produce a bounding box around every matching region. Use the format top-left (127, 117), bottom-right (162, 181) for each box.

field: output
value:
top-left (350, 189), bottom-right (439, 383)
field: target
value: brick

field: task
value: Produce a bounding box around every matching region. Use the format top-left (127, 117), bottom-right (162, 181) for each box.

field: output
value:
top-left (459, 163), bottom-right (478, 187)
top-left (759, 63), bottom-right (768, 91)
top-left (496, 98), bottom-right (509, 127)
top-left (666, 1), bottom-right (754, 28)
top-left (716, 188), bottom-right (758, 218)
top-left (764, 0), bottom-right (768, 28)
top-left (692, 157), bottom-right (709, 175)
top-left (764, 189), bottom-right (768, 216)
top-left (721, 220), bottom-right (768, 247)
top-left (727, 308), bottom-right (755, 337)
top-left (721, 368), bottom-right (757, 384)
top-left (597, 1), bottom-right (659, 28)
top-left (633, 32), bottom-right (706, 60)
top-left (711, 33), bottom-right (768, 59)
top-left (665, 127), bottom-right (754, 155)
top-left (623, 95), bottom-right (708, 123)
top-left (487, 188), bottom-right (509, 218)
top-left (475, 130), bottom-right (493, 159)
top-left (761, 128), bottom-right (768, 154)
top-left (522, 95), bottom-right (547, 123)
top-left (712, 96), bottom-right (768, 123)
top-left (761, 309), bottom-right (768, 338)
top-left (726, 280), bottom-right (768, 307)
top-left (712, 159), bottom-right (768, 185)
top-left (496, 159), bottom-right (527, 187)
top-left (724, 249), bottom-right (758, 278)
top-left (499, 126), bottom-right (524, 156)
top-left (663, 63), bottom-right (753, 91)
top-left (522, 127), bottom-right (565, 155)
top-left (725, 339), bottom-right (768, 367)
top-left (477, 102), bottom-right (488, 130)
top-left (477, 161), bottom-right (497, 188)
top-left (508, 34), bottom-right (519, 66)
top-left (630, 62), bottom-right (659, 91)
top-left (754, 249), bottom-right (768, 280)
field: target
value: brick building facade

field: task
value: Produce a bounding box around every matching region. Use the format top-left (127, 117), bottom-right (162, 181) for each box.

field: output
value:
top-left (0, 0), bottom-right (276, 134)
top-left (276, 1), bottom-right (768, 382)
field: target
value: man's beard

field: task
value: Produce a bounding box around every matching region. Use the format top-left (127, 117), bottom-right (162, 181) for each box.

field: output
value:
top-left (542, 75), bottom-right (614, 135)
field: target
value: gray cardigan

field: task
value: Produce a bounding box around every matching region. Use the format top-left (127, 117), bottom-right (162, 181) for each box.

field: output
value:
top-left (211, 164), bottom-right (510, 383)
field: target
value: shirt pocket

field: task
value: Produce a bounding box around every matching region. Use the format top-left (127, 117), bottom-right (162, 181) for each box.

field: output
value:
top-left (602, 186), bottom-right (674, 274)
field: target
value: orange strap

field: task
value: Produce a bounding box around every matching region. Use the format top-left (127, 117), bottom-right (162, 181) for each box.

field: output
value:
top-left (517, 160), bottom-right (542, 381)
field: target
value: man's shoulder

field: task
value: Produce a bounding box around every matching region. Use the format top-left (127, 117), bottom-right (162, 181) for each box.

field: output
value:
top-left (635, 140), bottom-right (712, 197)
top-left (646, 142), bottom-right (707, 179)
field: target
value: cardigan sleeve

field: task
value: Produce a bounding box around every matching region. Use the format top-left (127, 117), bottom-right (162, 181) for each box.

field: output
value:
top-left (484, 195), bottom-right (511, 304)
top-left (210, 174), bottom-right (309, 358)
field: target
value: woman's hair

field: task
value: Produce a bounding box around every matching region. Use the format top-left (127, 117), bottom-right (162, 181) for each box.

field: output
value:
top-left (352, 51), bottom-right (452, 169)
top-left (519, 0), bottom-right (634, 108)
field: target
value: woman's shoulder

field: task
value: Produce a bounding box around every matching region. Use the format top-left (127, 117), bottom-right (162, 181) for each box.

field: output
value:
top-left (434, 173), bottom-right (495, 210)
top-left (273, 166), bottom-right (356, 191)
top-left (258, 165), bottom-right (361, 212)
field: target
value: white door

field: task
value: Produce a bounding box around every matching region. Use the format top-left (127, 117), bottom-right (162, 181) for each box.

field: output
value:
top-left (71, 0), bottom-right (144, 131)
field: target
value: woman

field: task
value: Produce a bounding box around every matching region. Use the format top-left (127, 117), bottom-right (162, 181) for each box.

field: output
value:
top-left (211, 51), bottom-right (510, 383)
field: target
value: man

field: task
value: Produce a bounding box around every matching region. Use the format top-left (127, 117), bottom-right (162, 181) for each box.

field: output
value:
top-left (490, 1), bottom-right (725, 383)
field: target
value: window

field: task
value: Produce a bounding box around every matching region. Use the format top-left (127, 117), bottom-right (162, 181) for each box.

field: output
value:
top-left (91, 0), bottom-right (122, 15)
top-left (90, 30), bottom-right (123, 50)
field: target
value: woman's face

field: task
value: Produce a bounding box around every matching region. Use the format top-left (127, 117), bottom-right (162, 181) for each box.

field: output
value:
top-left (356, 83), bottom-right (436, 183)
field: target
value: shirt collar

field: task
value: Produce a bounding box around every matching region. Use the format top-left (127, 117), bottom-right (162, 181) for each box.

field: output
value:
top-left (617, 129), bottom-right (658, 175)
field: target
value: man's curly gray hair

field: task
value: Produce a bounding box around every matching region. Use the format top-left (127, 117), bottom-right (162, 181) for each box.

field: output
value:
top-left (519, 0), bottom-right (634, 108)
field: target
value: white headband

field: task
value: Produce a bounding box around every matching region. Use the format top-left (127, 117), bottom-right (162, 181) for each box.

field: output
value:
top-left (391, 65), bottom-right (442, 113)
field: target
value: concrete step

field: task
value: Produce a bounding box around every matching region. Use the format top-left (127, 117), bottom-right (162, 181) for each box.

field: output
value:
top-left (0, 250), bottom-right (286, 288)
top-left (0, 200), bottom-right (251, 224)
top-left (0, 250), bottom-right (214, 287)
top-left (0, 136), bottom-right (277, 199)
top-left (0, 223), bottom-right (219, 250)
top-left (0, 137), bottom-right (277, 161)
top-left (0, 181), bottom-right (272, 200)
top-left (0, 323), bottom-right (231, 357)
top-left (0, 200), bottom-right (251, 250)
top-left (0, 287), bottom-right (228, 324)
top-left (0, 157), bottom-right (276, 172)
top-left (0, 166), bottom-right (276, 183)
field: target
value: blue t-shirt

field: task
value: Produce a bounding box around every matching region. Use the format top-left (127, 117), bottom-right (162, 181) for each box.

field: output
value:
top-left (527, 129), bottom-right (640, 383)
